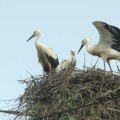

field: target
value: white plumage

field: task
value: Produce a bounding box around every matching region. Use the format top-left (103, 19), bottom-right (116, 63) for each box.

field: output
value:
top-left (78, 21), bottom-right (120, 71)
top-left (27, 30), bottom-right (59, 74)
top-left (55, 49), bottom-right (76, 73)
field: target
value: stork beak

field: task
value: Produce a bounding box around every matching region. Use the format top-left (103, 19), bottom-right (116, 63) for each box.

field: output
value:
top-left (77, 44), bottom-right (84, 54)
top-left (26, 34), bottom-right (35, 42)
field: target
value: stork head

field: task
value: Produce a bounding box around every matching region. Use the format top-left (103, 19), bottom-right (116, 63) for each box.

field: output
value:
top-left (77, 38), bottom-right (88, 53)
top-left (71, 49), bottom-right (75, 56)
top-left (26, 30), bottom-right (41, 42)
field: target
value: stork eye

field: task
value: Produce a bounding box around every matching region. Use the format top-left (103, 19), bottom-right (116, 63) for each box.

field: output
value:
top-left (33, 31), bottom-right (36, 34)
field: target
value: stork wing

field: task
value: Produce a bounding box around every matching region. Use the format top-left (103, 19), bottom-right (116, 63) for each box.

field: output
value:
top-left (36, 42), bottom-right (59, 69)
top-left (55, 59), bottom-right (70, 73)
top-left (93, 21), bottom-right (120, 52)
top-left (45, 53), bottom-right (59, 68)
top-left (42, 44), bottom-right (59, 68)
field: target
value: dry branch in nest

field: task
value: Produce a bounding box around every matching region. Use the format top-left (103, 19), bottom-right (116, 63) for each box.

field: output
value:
top-left (2, 67), bottom-right (120, 120)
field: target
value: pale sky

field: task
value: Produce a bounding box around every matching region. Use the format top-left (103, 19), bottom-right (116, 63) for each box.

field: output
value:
top-left (0, 0), bottom-right (120, 119)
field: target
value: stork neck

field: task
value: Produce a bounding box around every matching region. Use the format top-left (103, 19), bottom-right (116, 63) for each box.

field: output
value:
top-left (35, 35), bottom-right (40, 43)
top-left (85, 41), bottom-right (93, 54)
top-left (71, 54), bottom-right (76, 61)
top-left (70, 54), bottom-right (76, 66)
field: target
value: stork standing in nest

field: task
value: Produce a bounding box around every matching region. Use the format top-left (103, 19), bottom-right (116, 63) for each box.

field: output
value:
top-left (27, 30), bottom-right (59, 74)
top-left (78, 21), bottom-right (120, 71)
top-left (55, 49), bottom-right (76, 73)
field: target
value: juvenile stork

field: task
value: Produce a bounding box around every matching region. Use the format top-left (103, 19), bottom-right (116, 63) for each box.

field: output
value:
top-left (26, 30), bottom-right (59, 74)
top-left (55, 49), bottom-right (76, 73)
top-left (78, 21), bottom-right (120, 71)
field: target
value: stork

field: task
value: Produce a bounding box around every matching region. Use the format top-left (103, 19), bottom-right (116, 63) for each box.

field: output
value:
top-left (78, 21), bottom-right (120, 71)
top-left (26, 30), bottom-right (59, 74)
top-left (55, 49), bottom-right (76, 73)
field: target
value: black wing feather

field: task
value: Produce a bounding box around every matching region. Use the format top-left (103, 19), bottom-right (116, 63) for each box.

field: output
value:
top-left (45, 54), bottom-right (59, 68)
top-left (104, 22), bottom-right (120, 52)
top-left (43, 65), bottom-right (49, 73)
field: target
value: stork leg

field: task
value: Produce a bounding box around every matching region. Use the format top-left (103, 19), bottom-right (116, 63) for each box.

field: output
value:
top-left (93, 57), bottom-right (99, 68)
top-left (101, 55), bottom-right (107, 71)
top-left (116, 61), bottom-right (120, 72)
top-left (43, 70), bottom-right (46, 75)
top-left (107, 60), bottom-right (112, 72)
top-left (103, 61), bottom-right (106, 71)
top-left (48, 64), bottom-right (52, 74)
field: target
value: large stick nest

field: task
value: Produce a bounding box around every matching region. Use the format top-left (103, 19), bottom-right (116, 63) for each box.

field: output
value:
top-left (17, 68), bottom-right (120, 120)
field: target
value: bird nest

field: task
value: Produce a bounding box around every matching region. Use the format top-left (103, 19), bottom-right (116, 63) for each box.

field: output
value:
top-left (15, 68), bottom-right (120, 120)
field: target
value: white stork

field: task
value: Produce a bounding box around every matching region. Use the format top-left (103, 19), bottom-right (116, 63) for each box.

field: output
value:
top-left (55, 49), bottom-right (76, 73)
top-left (26, 30), bottom-right (59, 74)
top-left (78, 21), bottom-right (120, 71)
